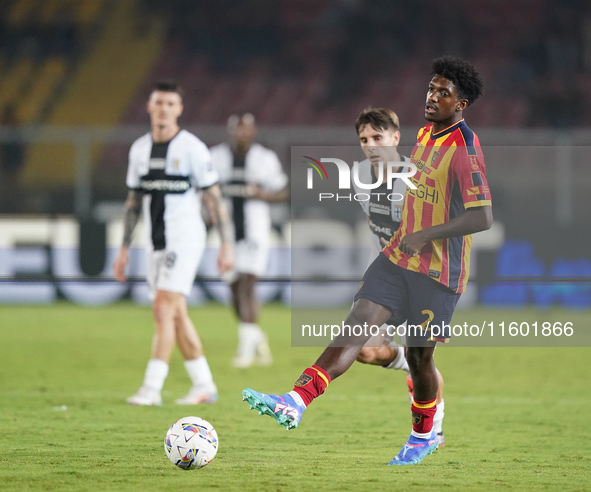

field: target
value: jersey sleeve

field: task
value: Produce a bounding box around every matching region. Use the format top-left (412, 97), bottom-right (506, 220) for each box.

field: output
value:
top-left (126, 144), bottom-right (141, 190)
top-left (416, 125), bottom-right (430, 142)
top-left (452, 146), bottom-right (492, 209)
top-left (190, 141), bottom-right (219, 189)
top-left (261, 150), bottom-right (288, 192)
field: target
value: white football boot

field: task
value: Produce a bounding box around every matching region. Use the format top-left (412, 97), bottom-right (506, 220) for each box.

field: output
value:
top-left (126, 386), bottom-right (162, 406)
top-left (233, 327), bottom-right (273, 368)
top-left (255, 336), bottom-right (273, 366)
top-left (175, 383), bottom-right (218, 405)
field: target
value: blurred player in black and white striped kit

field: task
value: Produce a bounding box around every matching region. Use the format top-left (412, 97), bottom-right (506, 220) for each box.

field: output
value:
top-left (114, 81), bottom-right (234, 406)
top-left (209, 113), bottom-right (288, 368)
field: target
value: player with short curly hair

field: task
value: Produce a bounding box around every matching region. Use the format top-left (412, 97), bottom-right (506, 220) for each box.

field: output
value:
top-left (243, 56), bottom-right (492, 466)
top-left (431, 55), bottom-right (484, 105)
top-left (353, 106), bottom-right (447, 447)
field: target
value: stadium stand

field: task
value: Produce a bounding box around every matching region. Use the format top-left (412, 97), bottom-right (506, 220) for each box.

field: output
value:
top-left (118, 0), bottom-right (591, 127)
top-left (2, 0), bottom-right (590, 130)
top-left (0, 0), bottom-right (92, 123)
top-left (15, 0), bottom-right (164, 188)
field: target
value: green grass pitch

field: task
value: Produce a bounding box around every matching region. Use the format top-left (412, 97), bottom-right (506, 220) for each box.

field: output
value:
top-left (0, 302), bottom-right (589, 491)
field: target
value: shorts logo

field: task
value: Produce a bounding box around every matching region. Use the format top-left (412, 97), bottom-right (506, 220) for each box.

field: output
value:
top-left (244, 239), bottom-right (259, 252)
top-left (357, 281), bottom-right (364, 293)
top-left (164, 252), bottom-right (177, 268)
top-left (412, 412), bottom-right (423, 426)
top-left (294, 374), bottom-right (312, 387)
top-left (428, 269), bottom-right (440, 279)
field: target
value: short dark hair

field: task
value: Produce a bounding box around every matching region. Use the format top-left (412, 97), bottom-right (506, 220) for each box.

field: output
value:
top-left (355, 107), bottom-right (400, 135)
top-left (431, 56), bottom-right (483, 105)
top-left (151, 80), bottom-right (184, 99)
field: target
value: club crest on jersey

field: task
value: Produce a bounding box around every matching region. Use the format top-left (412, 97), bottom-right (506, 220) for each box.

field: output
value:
top-left (412, 412), bottom-right (423, 426)
top-left (294, 374), bottom-right (312, 387)
top-left (430, 151), bottom-right (440, 165)
top-left (173, 159), bottom-right (180, 169)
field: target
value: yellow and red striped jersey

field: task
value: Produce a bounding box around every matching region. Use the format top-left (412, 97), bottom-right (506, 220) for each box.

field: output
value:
top-left (383, 119), bottom-right (491, 293)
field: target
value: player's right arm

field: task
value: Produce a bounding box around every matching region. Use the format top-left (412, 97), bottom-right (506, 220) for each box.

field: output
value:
top-left (113, 189), bottom-right (144, 282)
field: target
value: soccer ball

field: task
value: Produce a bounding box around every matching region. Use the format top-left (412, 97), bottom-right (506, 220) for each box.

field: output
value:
top-left (164, 416), bottom-right (219, 469)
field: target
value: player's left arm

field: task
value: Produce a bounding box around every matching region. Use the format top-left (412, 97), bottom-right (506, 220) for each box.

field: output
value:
top-left (398, 205), bottom-right (492, 256)
top-left (399, 146), bottom-right (493, 256)
top-left (202, 184), bottom-right (234, 273)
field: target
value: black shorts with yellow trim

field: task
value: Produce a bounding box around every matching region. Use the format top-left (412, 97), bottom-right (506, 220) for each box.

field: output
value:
top-left (354, 253), bottom-right (460, 346)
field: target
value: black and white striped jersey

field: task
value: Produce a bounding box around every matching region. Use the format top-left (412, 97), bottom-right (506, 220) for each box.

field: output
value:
top-left (126, 129), bottom-right (218, 250)
top-left (209, 142), bottom-right (287, 245)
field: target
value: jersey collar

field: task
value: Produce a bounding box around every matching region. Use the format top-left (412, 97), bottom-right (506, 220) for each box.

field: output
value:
top-left (151, 128), bottom-right (182, 145)
top-left (429, 119), bottom-right (464, 140)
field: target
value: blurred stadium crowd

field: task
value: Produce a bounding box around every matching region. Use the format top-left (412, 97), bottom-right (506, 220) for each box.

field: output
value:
top-left (1, 0), bottom-right (590, 129)
top-left (130, 0), bottom-right (591, 127)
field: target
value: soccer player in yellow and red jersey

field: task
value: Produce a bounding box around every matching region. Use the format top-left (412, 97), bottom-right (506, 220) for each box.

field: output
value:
top-left (242, 56), bottom-right (493, 466)
top-left (353, 107), bottom-right (447, 447)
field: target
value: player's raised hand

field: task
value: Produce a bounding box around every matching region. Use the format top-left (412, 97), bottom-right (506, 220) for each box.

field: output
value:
top-left (113, 247), bottom-right (129, 282)
top-left (217, 243), bottom-right (234, 274)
